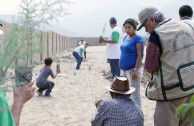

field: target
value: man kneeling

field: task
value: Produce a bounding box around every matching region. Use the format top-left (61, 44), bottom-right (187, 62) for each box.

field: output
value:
top-left (92, 76), bottom-right (144, 126)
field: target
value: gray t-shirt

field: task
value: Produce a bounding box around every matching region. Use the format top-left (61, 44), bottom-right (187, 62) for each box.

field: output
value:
top-left (36, 66), bottom-right (54, 84)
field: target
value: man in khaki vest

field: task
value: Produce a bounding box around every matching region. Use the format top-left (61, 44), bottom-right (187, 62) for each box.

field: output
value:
top-left (137, 6), bottom-right (194, 126)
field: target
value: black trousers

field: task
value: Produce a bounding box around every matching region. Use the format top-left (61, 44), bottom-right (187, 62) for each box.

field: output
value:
top-left (36, 81), bottom-right (55, 96)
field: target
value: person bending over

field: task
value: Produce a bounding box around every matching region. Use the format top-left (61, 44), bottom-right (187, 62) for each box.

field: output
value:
top-left (73, 43), bottom-right (89, 70)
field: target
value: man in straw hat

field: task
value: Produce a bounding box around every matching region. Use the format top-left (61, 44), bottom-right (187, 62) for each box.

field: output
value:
top-left (91, 76), bottom-right (143, 126)
top-left (137, 6), bottom-right (194, 126)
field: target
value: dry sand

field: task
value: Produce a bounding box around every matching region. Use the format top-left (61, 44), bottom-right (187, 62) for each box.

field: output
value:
top-left (6, 46), bottom-right (155, 126)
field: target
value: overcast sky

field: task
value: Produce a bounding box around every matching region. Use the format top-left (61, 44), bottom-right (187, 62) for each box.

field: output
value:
top-left (0, 0), bottom-right (194, 37)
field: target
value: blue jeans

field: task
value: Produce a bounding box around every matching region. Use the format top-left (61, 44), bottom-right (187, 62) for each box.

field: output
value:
top-left (108, 59), bottom-right (120, 78)
top-left (73, 51), bottom-right (83, 70)
top-left (37, 81), bottom-right (55, 96)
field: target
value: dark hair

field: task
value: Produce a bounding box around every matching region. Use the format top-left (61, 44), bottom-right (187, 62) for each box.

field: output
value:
top-left (44, 57), bottom-right (53, 66)
top-left (110, 17), bottom-right (117, 24)
top-left (179, 5), bottom-right (193, 18)
top-left (123, 18), bottom-right (139, 30)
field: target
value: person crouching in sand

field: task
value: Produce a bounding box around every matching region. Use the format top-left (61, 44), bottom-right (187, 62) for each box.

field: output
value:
top-left (36, 57), bottom-right (59, 97)
top-left (92, 76), bottom-right (144, 126)
top-left (73, 43), bottom-right (89, 70)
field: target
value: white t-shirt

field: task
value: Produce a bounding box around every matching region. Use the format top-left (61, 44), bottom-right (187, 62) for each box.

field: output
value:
top-left (74, 45), bottom-right (84, 56)
top-left (182, 18), bottom-right (194, 30)
top-left (78, 41), bottom-right (86, 46)
top-left (106, 26), bottom-right (123, 59)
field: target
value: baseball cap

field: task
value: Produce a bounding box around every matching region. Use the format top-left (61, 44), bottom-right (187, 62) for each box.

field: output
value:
top-left (137, 6), bottom-right (158, 31)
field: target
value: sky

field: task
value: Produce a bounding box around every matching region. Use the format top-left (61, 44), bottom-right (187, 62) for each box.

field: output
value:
top-left (0, 0), bottom-right (194, 37)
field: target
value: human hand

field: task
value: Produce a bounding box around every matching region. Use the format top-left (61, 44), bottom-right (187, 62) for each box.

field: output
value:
top-left (95, 100), bottom-right (103, 108)
top-left (132, 70), bottom-right (138, 80)
top-left (57, 71), bottom-right (61, 74)
top-left (13, 81), bottom-right (35, 105)
top-left (99, 36), bottom-right (104, 43)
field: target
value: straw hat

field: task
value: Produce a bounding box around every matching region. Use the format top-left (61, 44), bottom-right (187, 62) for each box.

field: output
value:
top-left (106, 76), bottom-right (135, 95)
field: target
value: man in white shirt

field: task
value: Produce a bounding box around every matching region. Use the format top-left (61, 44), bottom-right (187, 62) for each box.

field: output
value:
top-left (179, 5), bottom-right (194, 29)
top-left (73, 43), bottom-right (89, 70)
top-left (99, 17), bottom-right (123, 79)
top-left (78, 40), bottom-right (87, 59)
top-left (78, 40), bottom-right (86, 46)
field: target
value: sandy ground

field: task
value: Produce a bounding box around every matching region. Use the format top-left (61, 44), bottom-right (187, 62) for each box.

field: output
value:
top-left (6, 46), bottom-right (155, 126)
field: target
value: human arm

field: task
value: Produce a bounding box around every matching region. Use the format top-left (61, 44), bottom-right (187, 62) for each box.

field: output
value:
top-left (144, 42), bottom-right (160, 74)
top-left (144, 31), bottom-right (160, 74)
top-left (84, 51), bottom-right (86, 59)
top-left (99, 32), bottom-right (120, 44)
top-left (91, 101), bottom-right (108, 126)
top-left (12, 81), bottom-right (35, 126)
top-left (50, 69), bottom-right (58, 79)
top-left (132, 43), bottom-right (144, 80)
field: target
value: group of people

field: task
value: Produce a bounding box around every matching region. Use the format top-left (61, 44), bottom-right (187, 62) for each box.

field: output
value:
top-left (0, 4), bottom-right (194, 126)
top-left (92, 5), bottom-right (194, 126)
top-left (99, 16), bottom-right (145, 108)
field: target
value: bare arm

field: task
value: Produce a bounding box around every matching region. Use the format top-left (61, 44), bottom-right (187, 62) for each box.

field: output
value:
top-left (102, 39), bottom-right (116, 44)
top-left (12, 81), bottom-right (35, 126)
top-left (99, 32), bottom-right (119, 44)
top-left (52, 73), bottom-right (58, 79)
top-left (12, 101), bottom-right (23, 126)
top-left (99, 37), bottom-right (117, 44)
top-left (132, 43), bottom-right (143, 80)
top-left (135, 44), bottom-right (143, 71)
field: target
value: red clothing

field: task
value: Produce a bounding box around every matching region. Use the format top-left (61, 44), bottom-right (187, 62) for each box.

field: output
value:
top-left (144, 31), bottom-right (161, 72)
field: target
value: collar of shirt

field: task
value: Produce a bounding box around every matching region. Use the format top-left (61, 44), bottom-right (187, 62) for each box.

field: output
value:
top-left (182, 16), bottom-right (192, 20)
top-left (156, 18), bottom-right (171, 28)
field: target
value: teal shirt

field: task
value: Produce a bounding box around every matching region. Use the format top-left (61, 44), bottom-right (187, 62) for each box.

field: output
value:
top-left (0, 87), bottom-right (15, 126)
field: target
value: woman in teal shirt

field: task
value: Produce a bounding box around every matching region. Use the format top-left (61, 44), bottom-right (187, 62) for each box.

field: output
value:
top-left (120, 18), bottom-right (144, 108)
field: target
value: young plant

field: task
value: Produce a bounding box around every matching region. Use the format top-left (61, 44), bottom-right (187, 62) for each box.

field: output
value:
top-left (101, 23), bottom-right (107, 37)
top-left (176, 95), bottom-right (194, 125)
top-left (0, 0), bottom-right (71, 87)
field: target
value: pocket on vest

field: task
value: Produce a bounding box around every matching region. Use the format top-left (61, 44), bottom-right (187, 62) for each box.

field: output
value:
top-left (177, 62), bottom-right (194, 91)
top-left (146, 77), bottom-right (164, 100)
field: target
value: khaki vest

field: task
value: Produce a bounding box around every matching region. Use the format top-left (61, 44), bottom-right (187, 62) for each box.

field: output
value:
top-left (146, 19), bottom-right (194, 101)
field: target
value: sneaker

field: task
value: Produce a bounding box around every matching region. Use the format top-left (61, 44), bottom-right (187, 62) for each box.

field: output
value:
top-left (36, 90), bottom-right (43, 96)
top-left (44, 94), bottom-right (52, 97)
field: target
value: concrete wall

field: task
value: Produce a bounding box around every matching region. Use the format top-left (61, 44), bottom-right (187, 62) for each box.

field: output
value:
top-left (71, 37), bottom-right (106, 46)
top-left (0, 20), bottom-right (107, 64)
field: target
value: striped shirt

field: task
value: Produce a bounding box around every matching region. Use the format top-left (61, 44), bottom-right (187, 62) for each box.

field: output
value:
top-left (91, 95), bottom-right (144, 126)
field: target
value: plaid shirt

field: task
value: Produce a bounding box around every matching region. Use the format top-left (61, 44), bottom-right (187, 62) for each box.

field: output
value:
top-left (91, 96), bottom-right (144, 126)
top-left (145, 31), bottom-right (160, 72)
